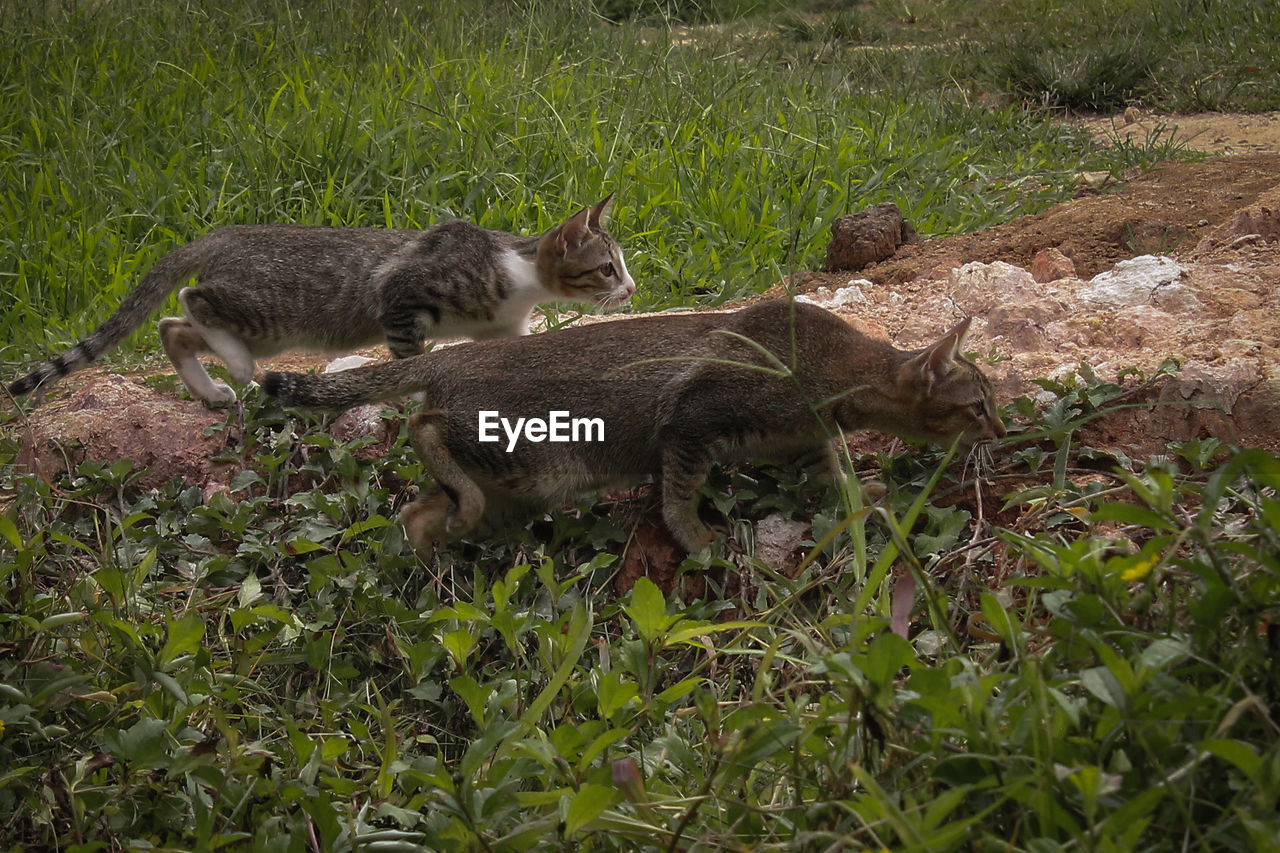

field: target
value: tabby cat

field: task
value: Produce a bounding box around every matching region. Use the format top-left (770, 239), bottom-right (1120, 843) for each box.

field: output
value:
top-left (9, 196), bottom-right (633, 405)
top-left (264, 299), bottom-right (1005, 552)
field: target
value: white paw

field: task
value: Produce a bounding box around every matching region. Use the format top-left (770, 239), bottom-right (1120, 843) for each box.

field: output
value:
top-left (202, 381), bottom-right (238, 407)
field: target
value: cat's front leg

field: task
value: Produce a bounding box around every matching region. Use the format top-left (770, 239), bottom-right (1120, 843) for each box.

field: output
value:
top-left (659, 444), bottom-right (717, 552)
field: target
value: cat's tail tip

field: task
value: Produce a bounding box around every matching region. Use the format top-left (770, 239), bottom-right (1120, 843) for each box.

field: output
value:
top-left (262, 370), bottom-right (352, 409)
top-left (261, 371), bottom-right (294, 400)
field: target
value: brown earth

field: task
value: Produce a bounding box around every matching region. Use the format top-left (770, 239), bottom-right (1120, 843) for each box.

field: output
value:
top-left (780, 139), bottom-right (1280, 458)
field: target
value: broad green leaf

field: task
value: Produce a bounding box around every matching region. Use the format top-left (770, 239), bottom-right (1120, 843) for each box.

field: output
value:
top-left (441, 628), bottom-right (475, 667)
top-left (979, 592), bottom-right (1018, 646)
top-left (450, 675), bottom-right (491, 727)
top-left (579, 727), bottom-right (632, 772)
top-left (564, 784), bottom-right (618, 835)
top-left (625, 577), bottom-right (675, 644)
top-left (100, 718), bottom-right (170, 769)
top-left (237, 573), bottom-right (262, 607)
top-left (656, 677), bottom-right (703, 705)
top-left (0, 515), bottom-right (22, 551)
top-left (38, 611), bottom-right (87, 631)
top-left (159, 613), bottom-right (205, 667)
top-left (1080, 666), bottom-right (1126, 709)
top-left (665, 620), bottom-right (763, 646)
top-left (1139, 637), bottom-right (1190, 671)
top-left (1090, 501), bottom-right (1175, 532)
top-left (1202, 738), bottom-right (1262, 779)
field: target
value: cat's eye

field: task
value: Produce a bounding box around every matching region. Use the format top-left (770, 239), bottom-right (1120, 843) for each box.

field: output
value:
top-left (971, 401), bottom-right (986, 415)
top-left (598, 262), bottom-right (616, 278)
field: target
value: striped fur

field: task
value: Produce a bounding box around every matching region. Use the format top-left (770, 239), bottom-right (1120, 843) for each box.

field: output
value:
top-left (9, 196), bottom-right (634, 404)
top-left (263, 300), bottom-right (1006, 552)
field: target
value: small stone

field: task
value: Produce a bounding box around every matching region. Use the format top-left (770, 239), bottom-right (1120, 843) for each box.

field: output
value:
top-left (825, 202), bottom-right (917, 271)
top-left (325, 354), bottom-right (377, 373)
top-left (1030, 248), bottom-right (1077, 283)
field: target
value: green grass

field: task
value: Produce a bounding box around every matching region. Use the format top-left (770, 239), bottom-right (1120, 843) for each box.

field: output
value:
top-left (3, 0), bottom-right (1280, 850)
top-left (0, 0), bottom-right (1196, 367)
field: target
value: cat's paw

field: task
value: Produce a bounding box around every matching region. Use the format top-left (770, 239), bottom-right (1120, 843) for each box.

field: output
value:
top-left (201, 381), bottom-right (238, 408)
top-left (401, 492), bottom-right (463, 552)
top-left (666, 515), bottom-right (716, 554)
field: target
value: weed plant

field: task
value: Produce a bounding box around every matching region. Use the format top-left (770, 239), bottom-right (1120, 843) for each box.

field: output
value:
top-left (2, 365), bottom-right (1279, 849)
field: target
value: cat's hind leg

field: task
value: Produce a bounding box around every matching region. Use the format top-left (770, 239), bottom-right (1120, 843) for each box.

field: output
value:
top-left (157, 317), bottom-right (237, 405)
top-left (177, 287), bottom-right (257, 386)
top-left (402, 412), bottom-right (485, 551)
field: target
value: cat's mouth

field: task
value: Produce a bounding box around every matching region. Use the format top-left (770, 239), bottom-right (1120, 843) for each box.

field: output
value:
top-left (596, 288), bottom-right (636, 311)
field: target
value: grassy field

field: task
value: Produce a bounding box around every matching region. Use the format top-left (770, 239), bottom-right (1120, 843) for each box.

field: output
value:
top-left (1, 0), bottom-right (1231, 362)
top-left (3, 0), bottom-right (1280, 850)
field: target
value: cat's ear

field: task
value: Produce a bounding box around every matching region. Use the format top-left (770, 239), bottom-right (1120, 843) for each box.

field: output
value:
top-left (588, 194), bottom-right (614, 230)
top-left (899, 317), bottom-right (971, 388)
top-left (556, 204), bottom-right (592, 251)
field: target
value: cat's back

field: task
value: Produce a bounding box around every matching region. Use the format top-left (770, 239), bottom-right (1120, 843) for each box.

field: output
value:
top-left (432, 310), bottom-right (726, 378)
top-left (198, 224), bottom-right (420, 270)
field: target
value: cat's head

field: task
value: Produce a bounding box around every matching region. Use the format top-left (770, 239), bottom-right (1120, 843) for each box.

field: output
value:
top-left (890, 318), bottom-right (1006, 444)
top-left (539, 195), bottom-right (636, 309)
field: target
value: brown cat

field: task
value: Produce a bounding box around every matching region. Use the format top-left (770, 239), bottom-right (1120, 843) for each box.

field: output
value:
top-left (264, 299), bottom-right (1005, 552)
top-left (9, 197), bottom-right (633, 405)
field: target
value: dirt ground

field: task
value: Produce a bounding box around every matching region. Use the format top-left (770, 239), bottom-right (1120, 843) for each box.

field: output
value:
top-left (781, 111), bottom-right (1280, 455)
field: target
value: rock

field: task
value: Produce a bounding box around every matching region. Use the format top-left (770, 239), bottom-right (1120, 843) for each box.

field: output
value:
top-left (825, 202), bottom-right (916, 271)
top-left (751, 513), bottom-right (810, 576)
top-left (325, 354), bottom-right (377, 373)
top-left (949, 261), bottom-right (1044, 315)
top-left (795, 282), bottom-right (871, 309)
top-left (1196, 183), bottom-right (1280, 251)
top-left (16, 373), bottom-right (235, 492)
top-left (331, 404), bottom-right (393, 448)
top-left (1168, 359), bottom-right (1261, 412)
top-left (1080, 255), bottom-right (1200, 312)
top-left (1110, 305), bottom-right (1181, 349)
top-left (1031, 248), bottom-right (1077, 283)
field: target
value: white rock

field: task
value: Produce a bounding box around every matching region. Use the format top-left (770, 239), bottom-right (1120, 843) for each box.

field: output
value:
top-left (324, 354), bottom-right (377, 373)
top-left (796, 282), bottom-right (871, 308)
top-left (949, 261), bottom-right (1043, 314)
top-left (1081, 255), bottom-right (1200, 312)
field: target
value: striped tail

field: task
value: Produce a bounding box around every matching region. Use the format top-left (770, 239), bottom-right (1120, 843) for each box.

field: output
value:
top-left (7, 238), bottom-right (214, 398)
top-left (263, 357), bottom-right (429, 410)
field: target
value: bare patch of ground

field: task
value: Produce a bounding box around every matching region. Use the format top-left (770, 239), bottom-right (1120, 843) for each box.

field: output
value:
top-left (784, 141), bottom-right (1280, 455)
top-left (1077, 109), bottom-right (1280, 156)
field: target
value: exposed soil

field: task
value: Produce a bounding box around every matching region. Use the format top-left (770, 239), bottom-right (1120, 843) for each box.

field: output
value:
top-left (780, 122), bottom-right (1280, 457)
top-left (804, 153), bottom-right (1280, 285)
